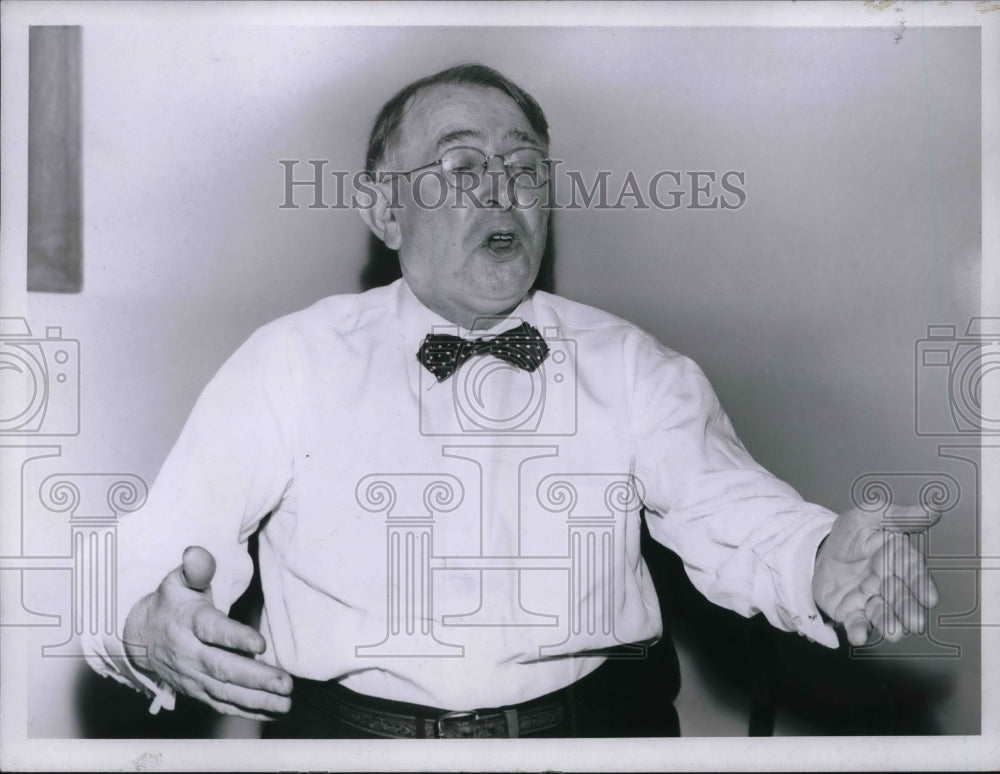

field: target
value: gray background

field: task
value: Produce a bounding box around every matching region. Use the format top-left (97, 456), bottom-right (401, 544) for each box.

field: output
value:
top-left (23, 25), bottom-right (980, 737)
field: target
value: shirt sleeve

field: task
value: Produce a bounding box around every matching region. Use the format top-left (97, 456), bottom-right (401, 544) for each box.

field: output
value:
top-left (81, 323), bottom-right (299, 710)
top-left (628, 333), bottom-right (839, 648)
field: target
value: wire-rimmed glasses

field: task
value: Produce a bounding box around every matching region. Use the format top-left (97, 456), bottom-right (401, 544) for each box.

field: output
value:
top-left (391, 146), bottom-right (551, 190)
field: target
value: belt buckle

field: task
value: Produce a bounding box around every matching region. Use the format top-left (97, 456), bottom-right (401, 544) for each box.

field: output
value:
top-left (435, 710), bottom-right (481, 738)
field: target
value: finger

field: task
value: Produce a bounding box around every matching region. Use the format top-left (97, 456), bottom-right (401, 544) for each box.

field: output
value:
top-left (867, 536), bottom-right (895, 581)
top-left (865, 594), bottom-right (904, 643)
top-left (842, 608), bottom-right (872, 647)
top-left (191, 606), bottom-right (266, 655)
top-left (859, 572), bottom-right (881, 597)
top-left (187, 679), bottom-right (289, 721)
top-left (884, 575), bottom-right (922, 634)
top-left (882, 505), bottom-right (941, 535)
top-left (831, 587), bottom-right (869, 624)
top-left (201, 647), bottom-right (293, 695)
top-left (897, 588), bottom-right (927, 634)
top-left (892, 536), bottom-right (939, 608)
top-left (202, 699), bottom-right (286, 722)
top-left (925, 572), bottom-right (940, 610)
top-left (201, 673), bottom-right (292, 714)
top-left (883, 538), bottom-right (933, 633)
top-left (886, 569), bottom-right (932, 635)
top-left (831, 588), bottom-right (875, 646)
top-left (165, 663), bottom-right (292, 720)
top-left (181, 546), bottom-right (217, 591)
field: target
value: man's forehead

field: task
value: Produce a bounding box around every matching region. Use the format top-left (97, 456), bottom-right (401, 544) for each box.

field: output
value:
top-left (434, 127), bottom-right (540, 151)
top-left (401, 82), bottom-right (541, 147)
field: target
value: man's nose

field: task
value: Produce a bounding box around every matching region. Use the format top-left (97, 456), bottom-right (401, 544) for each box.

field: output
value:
top-left (480, 156), bottom-right (514, 209)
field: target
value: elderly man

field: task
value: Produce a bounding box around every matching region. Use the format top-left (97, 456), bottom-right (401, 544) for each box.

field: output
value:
top-left (84, 64), bottom-right (938, 739)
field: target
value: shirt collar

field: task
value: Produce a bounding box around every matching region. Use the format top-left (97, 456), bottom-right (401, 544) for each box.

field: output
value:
top-left (394, 278), bottom-right (537, 352)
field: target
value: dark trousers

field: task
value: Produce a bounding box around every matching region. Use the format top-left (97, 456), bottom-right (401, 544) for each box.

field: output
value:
top-left (264, 645), bottom-right (681, 739)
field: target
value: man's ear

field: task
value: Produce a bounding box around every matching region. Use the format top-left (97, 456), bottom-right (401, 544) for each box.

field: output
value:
top-left (357, 175), bottom-right (402, 251)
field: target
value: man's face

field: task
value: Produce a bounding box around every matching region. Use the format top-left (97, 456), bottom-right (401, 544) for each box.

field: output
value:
top-left (384, 83), bottom-right (549, 330)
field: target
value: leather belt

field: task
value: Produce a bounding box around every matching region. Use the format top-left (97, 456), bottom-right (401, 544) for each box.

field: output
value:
top-left (334, 695), bottom-right (565, 738)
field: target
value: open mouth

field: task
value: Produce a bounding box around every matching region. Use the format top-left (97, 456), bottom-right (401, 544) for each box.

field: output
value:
top-left (483, 230), bottom-right (520, 255)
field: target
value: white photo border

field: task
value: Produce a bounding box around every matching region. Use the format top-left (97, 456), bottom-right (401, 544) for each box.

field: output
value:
top-left (1, 1), bottom-right (997, 771)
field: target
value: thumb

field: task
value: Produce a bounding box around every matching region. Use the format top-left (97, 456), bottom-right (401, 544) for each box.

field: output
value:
top-left (880, 504), bottom-right (942, 534)
top-left (180, 545), bottom-right (217, 591)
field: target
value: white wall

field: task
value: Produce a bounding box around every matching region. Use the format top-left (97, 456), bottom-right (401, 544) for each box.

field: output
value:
top-left (23, 25), bottom-right (980, 737)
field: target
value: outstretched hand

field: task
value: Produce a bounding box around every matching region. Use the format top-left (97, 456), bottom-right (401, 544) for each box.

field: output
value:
top-left (123, 546), bottom-right (293, 720)
top-left (813, 505), bottom-right (940, 647)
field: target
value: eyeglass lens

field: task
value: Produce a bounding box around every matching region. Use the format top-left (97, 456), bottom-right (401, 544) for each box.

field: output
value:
top-left (440, 147), bottom-right (548, 189)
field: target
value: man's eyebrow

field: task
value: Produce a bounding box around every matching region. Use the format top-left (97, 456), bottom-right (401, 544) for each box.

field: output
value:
top-left (504, 128), bottom-right (541, 146)
top-left (436, 129), bottom-right (482, 150)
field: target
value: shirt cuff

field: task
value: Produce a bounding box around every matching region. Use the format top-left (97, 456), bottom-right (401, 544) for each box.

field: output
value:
top-left (781, 515), bottom-right (840, 648)
top-left (81, 630), bottom-right (177, 714)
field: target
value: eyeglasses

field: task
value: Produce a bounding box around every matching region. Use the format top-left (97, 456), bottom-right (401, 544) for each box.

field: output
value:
top-left (390, 146), bottom-right (551, 190)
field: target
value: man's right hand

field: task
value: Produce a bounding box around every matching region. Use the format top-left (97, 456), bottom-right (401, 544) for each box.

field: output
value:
top-left (123, 545), bottom-right (293, 720)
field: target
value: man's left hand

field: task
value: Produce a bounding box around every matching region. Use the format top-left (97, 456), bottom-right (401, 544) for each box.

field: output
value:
top-left (813, 505), bottom-right (941, 646)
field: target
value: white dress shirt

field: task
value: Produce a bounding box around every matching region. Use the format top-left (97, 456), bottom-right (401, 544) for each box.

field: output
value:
top-left (83, 278), bottom-right (838, 713)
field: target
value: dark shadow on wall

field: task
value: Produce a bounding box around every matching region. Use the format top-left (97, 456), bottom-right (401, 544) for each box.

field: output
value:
top-left (74, 667), bottom-right (223, 738)
top-left (359, 232), bottom-right (401, 291)
top-left (646, 538), bottom-right (951, 736)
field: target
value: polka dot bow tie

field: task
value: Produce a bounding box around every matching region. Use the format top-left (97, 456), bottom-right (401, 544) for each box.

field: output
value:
top-left (417, 322), bottom-right (550, 382)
